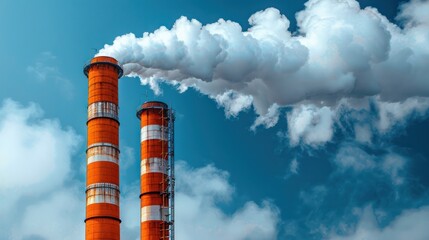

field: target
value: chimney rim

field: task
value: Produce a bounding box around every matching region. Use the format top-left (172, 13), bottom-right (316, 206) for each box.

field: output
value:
top-left (83, 56), bottom-right (123, 78)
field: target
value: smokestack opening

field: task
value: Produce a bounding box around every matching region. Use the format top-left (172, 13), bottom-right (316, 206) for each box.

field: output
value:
top-left (136, 101), bottom-right (169, 119)
top-left (83, 56), bottom-right (123, 78)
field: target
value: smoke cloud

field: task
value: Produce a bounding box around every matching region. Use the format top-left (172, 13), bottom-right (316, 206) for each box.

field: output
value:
top-left (99, 0), bottom-right (429, 145)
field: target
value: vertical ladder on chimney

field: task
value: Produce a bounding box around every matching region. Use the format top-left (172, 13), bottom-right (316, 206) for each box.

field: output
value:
top-left (168, 108), bottom-right (175, 240)
top-left (159, 107), bottom-right (175, 240)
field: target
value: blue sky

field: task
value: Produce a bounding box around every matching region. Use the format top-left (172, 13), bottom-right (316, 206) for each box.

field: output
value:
top-left (1, 0), bottom-right (429, 239)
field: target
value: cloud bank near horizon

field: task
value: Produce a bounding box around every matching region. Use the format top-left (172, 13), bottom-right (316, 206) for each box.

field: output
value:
top-left (99, 0), bottom-right (429, 146)
top-left (0, 99), bottom-right (83, 240)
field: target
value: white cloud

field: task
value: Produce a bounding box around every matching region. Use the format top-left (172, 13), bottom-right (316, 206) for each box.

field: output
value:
top-left (120, 183), bottom-right (140, 240)
top-left (329, 205), bottom-right (429, 240)
top-left (398, 0), bottom-right (429, 29)
top-left (175, 162), bottom-right (280, 240)
top-left (114, 161), bottom-right (280, 240)
top-left (27, 52), bottom-right (58, 82)
top-left (0, 99), bottom-right (83, 240)
top-left (215, 90), bottom-right (253, 118)
top-left (11, 187), bottom-right (84, 240)
top-left (334, 145), bottom-right (376, 172)
top-left (354, 123), bottom-right (372, 144)
top-left (120, 145), bottom-right (137, 170)
top-left (290, 159), bottom-right (299, 175)
top-left (283, 96), bottom-right (429, 146)
top-left (381, 154), bottom-right (406, 186)
top-left (287, 104), bottom-right (334, 146)
top-left (283, 158), bottom-right (300, 180)
top-left (375, 97), bottom-right (429, 133)
top-left (251, 104), bottom-right (280, 131)
top-left (333, 144), bottom-right (408, 186)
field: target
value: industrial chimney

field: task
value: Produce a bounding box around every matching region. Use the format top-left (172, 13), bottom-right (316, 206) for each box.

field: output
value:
top-left (137, 101), bottom-right (175, 240)
top-left (84, 56), bottom-right (123, 240)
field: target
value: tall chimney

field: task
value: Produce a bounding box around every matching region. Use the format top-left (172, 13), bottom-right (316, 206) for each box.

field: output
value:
top-left (84, 56), bottom-right (123, 240)
top-left (137, 101), bottom-right (175, 240)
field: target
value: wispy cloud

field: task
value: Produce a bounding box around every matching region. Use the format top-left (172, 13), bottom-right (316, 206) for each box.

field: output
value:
top-left (284, 158), bottom-right (300, 179)
top-left (299, 185), bottom-right (328, 208)
top-left (329, 205), bottom-right (429, 240)
top-left (27, 52), bottom-right (74, 99)
top-left (334, 144), bottom-right (407, 186)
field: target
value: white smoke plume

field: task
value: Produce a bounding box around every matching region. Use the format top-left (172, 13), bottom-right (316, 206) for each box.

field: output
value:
top-left (98, 0), bottom-right (429, 145)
